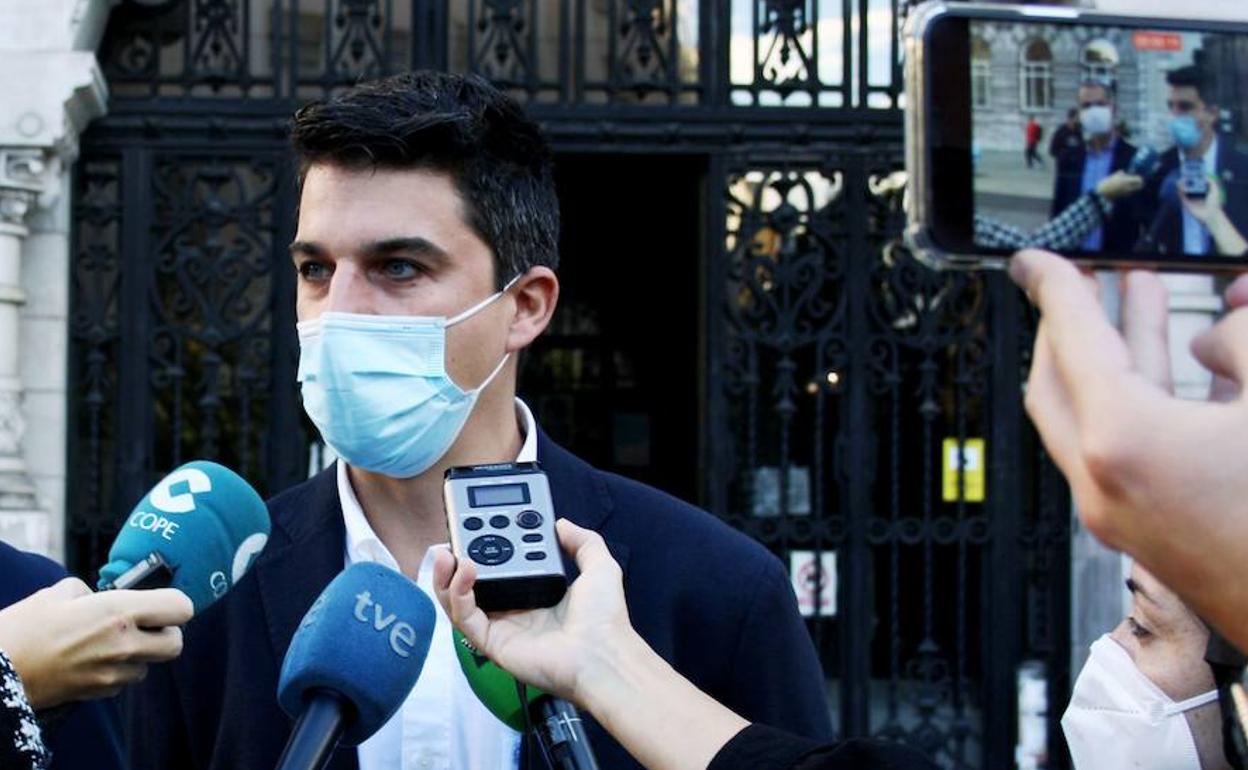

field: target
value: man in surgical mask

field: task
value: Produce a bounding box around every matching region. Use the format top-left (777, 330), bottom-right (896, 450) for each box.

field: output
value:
top-left (125, 71), bottom-right (834, 770)
top-left (1051, 78), bottom-right (1144, 253)
top-left (1064, 563), bottom-right (1230, 770)
top-left (1146, 65), bottom-right (1248, 258)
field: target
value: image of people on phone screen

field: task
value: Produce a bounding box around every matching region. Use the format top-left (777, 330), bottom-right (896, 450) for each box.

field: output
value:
top-left (970, 22), bottom-right (1248, 260)
top-left (1144, 65), bottom-right (1248, 258)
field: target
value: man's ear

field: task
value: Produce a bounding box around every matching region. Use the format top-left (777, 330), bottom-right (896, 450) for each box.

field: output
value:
top-left (506, 267), bottom-right (559, 353)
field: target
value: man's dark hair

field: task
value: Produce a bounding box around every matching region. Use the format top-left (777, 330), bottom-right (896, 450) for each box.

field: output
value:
top-left (1167, 65), bottom-right (1216, 107)
top-left (290, 71), bottom-right (559, 286)
top-left (1067, 107), bottom-right (1079, 120)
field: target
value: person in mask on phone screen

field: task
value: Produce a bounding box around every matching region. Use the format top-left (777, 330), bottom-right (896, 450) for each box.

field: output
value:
top-left (1146, 65), bottom-right (1248, 258)
top-left (1051, 78), bottom-right (1143, 253)
top-left (1064, 563), bottom-right (1232, 770)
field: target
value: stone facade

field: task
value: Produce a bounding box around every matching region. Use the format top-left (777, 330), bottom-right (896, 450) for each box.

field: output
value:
top-left (972, 21), bottom-right (1203, 153)
top-left (0, 0), bottom-right (110, 557)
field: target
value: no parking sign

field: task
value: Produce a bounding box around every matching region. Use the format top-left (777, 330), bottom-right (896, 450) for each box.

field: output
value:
top-left (790, 550), bottom-right (837, 618)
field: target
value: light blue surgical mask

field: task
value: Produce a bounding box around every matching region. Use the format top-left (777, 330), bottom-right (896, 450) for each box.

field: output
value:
top-left (296, 278), bottom-right (518, 479)
top-left (1169, 115), bottom-right (1203, 150)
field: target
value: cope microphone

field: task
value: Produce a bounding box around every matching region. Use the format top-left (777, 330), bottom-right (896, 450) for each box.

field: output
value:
top-left (276, 562), bottom-right (436, 770)
top-left (454, 630), bottom-right (601, 770)
top-left (97, 460), bottom-right (271, 614)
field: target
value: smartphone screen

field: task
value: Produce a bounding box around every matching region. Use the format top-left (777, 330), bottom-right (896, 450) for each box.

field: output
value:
top-left (924, 11), bottom-right (1248, 266)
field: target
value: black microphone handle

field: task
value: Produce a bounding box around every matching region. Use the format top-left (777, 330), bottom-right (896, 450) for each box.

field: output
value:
top-left (532, 696), bottom-right (600, 770)
top-left (275, 690), bottom-right (349, 770)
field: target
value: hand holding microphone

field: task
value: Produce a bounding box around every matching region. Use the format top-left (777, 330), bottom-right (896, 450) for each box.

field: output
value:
top-left (0, 578), bottom-right (191, 709)
top-left (434, 521), bottom-right (747, 770)
top-left (0, 461), bottom-right (269, 711)
top-left (434, 520), bottom-right (634, 706)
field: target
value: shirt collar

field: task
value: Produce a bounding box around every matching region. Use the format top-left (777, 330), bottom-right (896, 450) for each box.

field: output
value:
top-left (1181, 135), bottom-right (1219, 171)
top-left (340, 396), bottom-right (540, 568)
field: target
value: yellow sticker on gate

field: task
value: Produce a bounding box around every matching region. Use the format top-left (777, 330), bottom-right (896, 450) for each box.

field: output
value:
top-left (942, 438), bottom-right (985, 503)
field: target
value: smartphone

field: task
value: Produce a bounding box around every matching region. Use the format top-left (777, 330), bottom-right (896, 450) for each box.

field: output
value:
top-left (1179, 158), bottom-right (1210, 200)
top-left (904, 2), bottom-right (1248, 269)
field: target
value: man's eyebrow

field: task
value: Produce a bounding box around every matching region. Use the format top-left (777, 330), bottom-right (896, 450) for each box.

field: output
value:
top-left (363, 237), bottom-right (450, 264)
top-left (1125, 577), bottom-right (1155, 604)
top-left (288, 237), bottom-right (452, 266)
top-left (289, 240), bottom-right (325, 258)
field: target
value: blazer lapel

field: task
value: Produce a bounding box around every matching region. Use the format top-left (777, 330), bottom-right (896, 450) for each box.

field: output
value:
top-left (535, 430), bottom-right (631, 580)
top-left (253, 466), bottom-right (359, 770)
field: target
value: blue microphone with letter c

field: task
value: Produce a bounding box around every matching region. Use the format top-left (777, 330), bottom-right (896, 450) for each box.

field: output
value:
top-left (96, 460), bottom-right (271, 614)
top-left (276, 562), bottom-right (436, 770)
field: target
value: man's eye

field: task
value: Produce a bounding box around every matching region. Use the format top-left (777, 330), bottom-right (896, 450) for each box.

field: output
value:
top-left (381, 260), bottom-right (422, 279)
top-left (298, 262), bottom-right (331, 281)
top-left (1127, 616), bottom-right (1152, 639)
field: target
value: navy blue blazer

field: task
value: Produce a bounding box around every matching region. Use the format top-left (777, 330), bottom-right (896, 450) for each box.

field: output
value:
top-left (0, 541), bottom-right (127, 770)
top-left (1147, 137), bottom-right (1248, 257)
top-left (1051, 138), bottom-right (1141, 252)
top-left (127, 432), bottom-right (833, 770)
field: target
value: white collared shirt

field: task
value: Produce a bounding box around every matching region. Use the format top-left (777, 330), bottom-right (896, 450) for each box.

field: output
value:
top-left (1181, 135), bottom-right (1219, 255)
top-left (339, 398), bottom-right (539, 770)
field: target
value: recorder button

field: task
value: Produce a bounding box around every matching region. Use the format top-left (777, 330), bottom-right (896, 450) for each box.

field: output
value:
top-left (521, 533), bottom-right (543, 543)
top-left (467, 535), bottom-right (514, 566)
top-left (463, 517), bottom-right (484, 531)
top-left (517, 510), bottom-right (543, 530)
top-left (524, 551), bottom-right (547, 561)
top-left (488, 514), bottom-right (510, 529)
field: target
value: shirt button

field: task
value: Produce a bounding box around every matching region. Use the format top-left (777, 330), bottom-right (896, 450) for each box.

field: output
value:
top-left (419, 756), bottom-right (433, 769)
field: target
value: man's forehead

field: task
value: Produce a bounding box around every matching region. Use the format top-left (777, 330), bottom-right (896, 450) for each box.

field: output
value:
top-left (1169, 84), bottom-right (1201, 100)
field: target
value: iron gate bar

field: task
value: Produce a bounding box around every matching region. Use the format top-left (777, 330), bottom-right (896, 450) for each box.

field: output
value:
top-left (983, 274), bottom-right (1025, 769)
top-left (841, 149), bottom-right (873, 739)
top-left (115, 148), bottom-right (157, 523)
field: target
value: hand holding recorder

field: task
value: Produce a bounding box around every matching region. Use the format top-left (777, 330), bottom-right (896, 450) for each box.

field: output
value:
top-left (434, 520), bottom-right (750, 770)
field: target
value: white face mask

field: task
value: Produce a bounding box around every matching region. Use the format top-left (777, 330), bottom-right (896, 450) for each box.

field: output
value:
top-left (1080, 105), bottom-right (1114, 137)
top-left (1062, 635), bottom-right (1219, 770)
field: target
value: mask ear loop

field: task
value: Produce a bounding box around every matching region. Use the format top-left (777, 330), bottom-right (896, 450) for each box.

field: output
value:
top-left (450, 273), bottom-right (522, 395)
top-left (446, 273), bottom-right (524, 328)
top-left (1165, 688), bottom-right (1220, 717)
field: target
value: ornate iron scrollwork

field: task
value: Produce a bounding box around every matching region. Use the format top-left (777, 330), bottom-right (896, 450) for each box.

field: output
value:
top-left (68, 158), bottom-right (124, 570)
top-left (327, 0), bottom-right (388, 81)
top-left (471, 0), bottom-right (534, 86)
top-left (149, 157), bottom-right (279, 467)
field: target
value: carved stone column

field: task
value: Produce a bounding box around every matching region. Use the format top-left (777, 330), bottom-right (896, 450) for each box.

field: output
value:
top-left (0, 0), bottom-right (112, 557)
top-left (0, 150), bottom-right (46, 549)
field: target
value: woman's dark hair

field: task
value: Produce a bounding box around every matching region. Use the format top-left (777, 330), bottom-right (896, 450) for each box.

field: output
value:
top-left (290, 71), bottom-right (559, 286)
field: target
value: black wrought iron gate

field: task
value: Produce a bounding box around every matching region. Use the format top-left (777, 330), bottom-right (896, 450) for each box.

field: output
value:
top-left (68, 2), bottom-right (1072, 768)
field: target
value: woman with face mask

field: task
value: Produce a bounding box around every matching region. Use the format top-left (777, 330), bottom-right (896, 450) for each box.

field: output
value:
top-left (1064, 564), bottom-right (1231, 770)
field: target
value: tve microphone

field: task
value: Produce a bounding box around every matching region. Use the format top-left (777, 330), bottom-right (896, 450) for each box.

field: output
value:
top-left (454, 630), bottom-right (601, 770)
top-left (97, 460), bottom-right (270, 614)
top-left (276, 562), bottom-right (436, 770)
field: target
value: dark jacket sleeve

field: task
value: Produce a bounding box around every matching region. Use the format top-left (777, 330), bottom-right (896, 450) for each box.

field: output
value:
top-left (709, 724), bottom-right (938, 770)
top-left (124, 654), bottom-right (193, 770)
top-left (0, 543), bottom-right (127, 770)
top-left (721, 555), bottom-right (834, 741)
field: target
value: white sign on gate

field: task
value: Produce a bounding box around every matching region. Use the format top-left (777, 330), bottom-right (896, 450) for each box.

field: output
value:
top-left (790, 550), bottom-right (837, 618)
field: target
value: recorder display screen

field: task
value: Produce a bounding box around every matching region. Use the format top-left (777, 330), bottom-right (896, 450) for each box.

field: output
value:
top-left (468, 483), bottom-right (530, 508)
top-left (968, 19), bottom-right (1248, 260)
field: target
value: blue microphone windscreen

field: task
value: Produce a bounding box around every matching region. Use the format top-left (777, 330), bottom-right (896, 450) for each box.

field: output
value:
top-left (97, 461), bottom-right (271, 614)
top-left (277, 562), bottom-right (436, 746)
